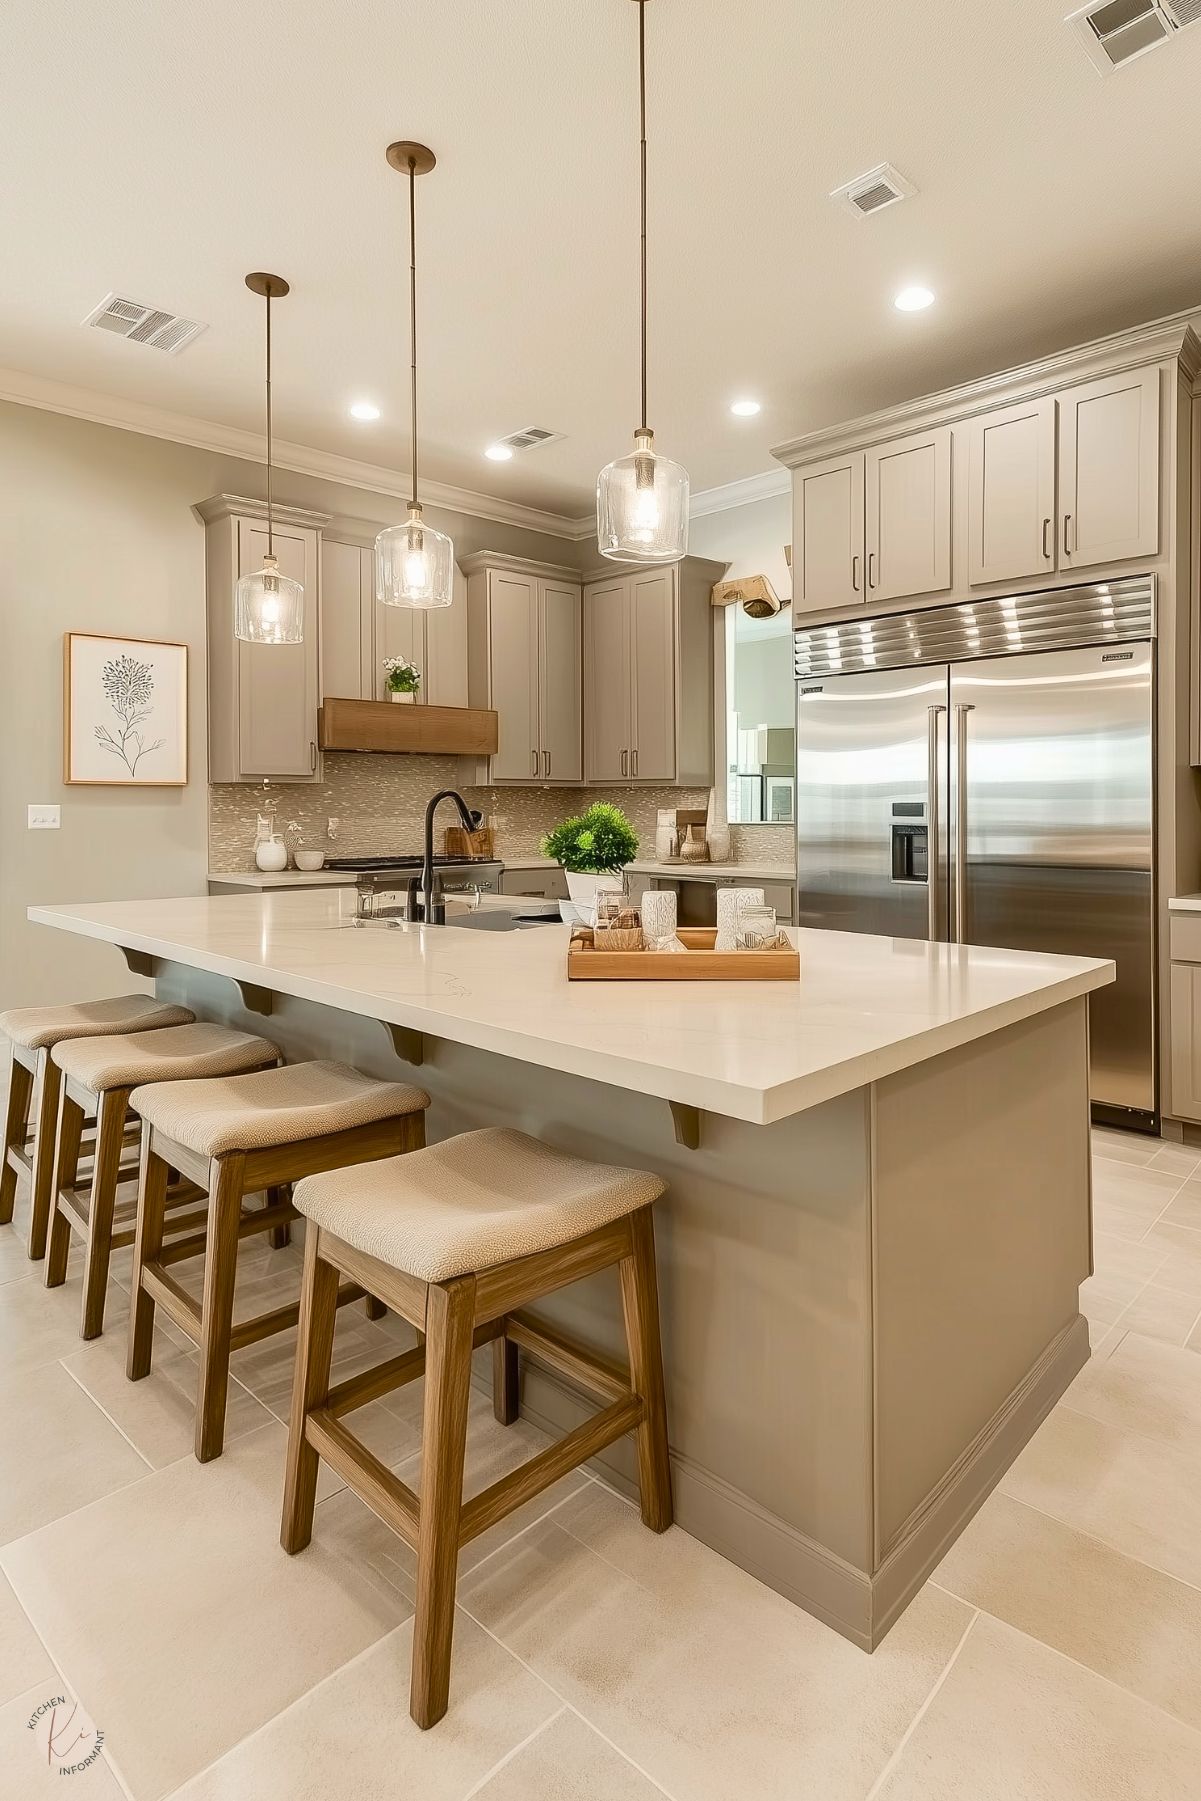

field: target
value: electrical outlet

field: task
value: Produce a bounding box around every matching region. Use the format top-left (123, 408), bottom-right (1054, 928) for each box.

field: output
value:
top-left (28, 804), bottom-right (61, 830)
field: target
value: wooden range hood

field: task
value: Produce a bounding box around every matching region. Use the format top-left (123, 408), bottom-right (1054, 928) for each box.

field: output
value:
top-left (318, 697), bottom-right (498, 757)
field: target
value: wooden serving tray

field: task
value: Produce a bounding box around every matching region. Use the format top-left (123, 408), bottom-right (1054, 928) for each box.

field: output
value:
top-left (567, 927), bottom-right (800, 981)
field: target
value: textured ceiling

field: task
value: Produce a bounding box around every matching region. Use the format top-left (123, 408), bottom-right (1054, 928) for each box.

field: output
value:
top-left (5, 0), bottom-right (1201, 517)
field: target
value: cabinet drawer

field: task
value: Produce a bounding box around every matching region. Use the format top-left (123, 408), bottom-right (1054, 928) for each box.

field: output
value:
top-left (1169, 917), bottom-right (1201, 963)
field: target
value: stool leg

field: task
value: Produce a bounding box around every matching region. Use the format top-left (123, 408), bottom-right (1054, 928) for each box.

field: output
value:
top-left (364, 1294), bottom-right (386, 1322)
top-left (45, 1093), bottom-right (85, 1288)
top-left (619, 1207), bottom-right (673, 1534)
top-left (80, 1088), bottom-right (130, 1339)
top-left (195, 1153), bottom-right (245, 1463)
top-left (281, 1230), bottom-right (340, 1554)
top-left (266, 1185), bottom-right (291, 1251)
top-left (411, 1275), bottom-right (476, 1731)
top-left (491, 1335), bottom-right (519, 1426)
top-left (1, 1051), bottom-right (34, 1226)
top-left (27, 1049), bottom-right (62, 1259)
top-left (128, 1133), bottom-right (170, 1380)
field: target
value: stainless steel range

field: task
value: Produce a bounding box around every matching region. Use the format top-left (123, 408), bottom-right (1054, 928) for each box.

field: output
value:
top-left (325, 854), bottom-right (503, 902)
top-left (794, 576), bottom-right (1156, 1129)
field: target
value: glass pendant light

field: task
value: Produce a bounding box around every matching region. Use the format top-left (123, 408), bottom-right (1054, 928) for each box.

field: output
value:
top-left (235, 273), bottom-right (305, 644)
top-left (597, 0), bottom-right (688, 563)
top-left (375, 142), bottom-right (453, 610)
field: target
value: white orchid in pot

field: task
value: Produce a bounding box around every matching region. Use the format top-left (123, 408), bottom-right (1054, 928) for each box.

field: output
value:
top-left (382, 655), bottom-right (421, 703)
top-left (541, 803), bottom-right (639, 925)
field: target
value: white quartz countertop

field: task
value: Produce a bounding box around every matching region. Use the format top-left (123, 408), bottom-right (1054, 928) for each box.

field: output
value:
top-left (208, 869), bottom-right (358, 888)
top-left (30, 892), bottom-right (1113, 1126)
top-left (626, 860), bottom-right (796, 882)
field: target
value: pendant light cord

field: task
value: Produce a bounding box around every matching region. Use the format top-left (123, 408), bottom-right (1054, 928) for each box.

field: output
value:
top-left (638, 0), bottom-right (648, 433)
top-left (408, 156), bottom-right (419, 509)
top-left (264, 290), bottom-right (274, 557)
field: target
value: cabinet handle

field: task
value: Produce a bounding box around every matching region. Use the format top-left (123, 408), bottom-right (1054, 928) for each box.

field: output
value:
top-left (867, 551), bottom-right (877, 590)
top-left (531, 749), bottom-right (539, 778)
top-left (621, 749), bottom-right (628, 777)
top-left (1063, 513), bottom-right (1072, 557)
top-left (632, 749), bottom-right (638, 777)
top-left (851, 553), bottom-right (861, 594)
top-left (543, 750), bottom-right (551, 777)
top-left (309, 740), bottom-right (317, 773)
top-left (1042, 517), bottom-right (1052, 561)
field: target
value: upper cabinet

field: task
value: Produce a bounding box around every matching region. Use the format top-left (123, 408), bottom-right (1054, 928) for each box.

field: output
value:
top-left (200, 496), bottom-right (325, 784)
top-left (966, 397), bottom-right (1057, 587)
top-left (463, 555), bottom-right (583, 785)
top-left (1058, 366), bottom-right (1160, 571)
top-left (793, 428), bottom-right (952, 613)
top-left (320, 534), bottom-right (469, 707)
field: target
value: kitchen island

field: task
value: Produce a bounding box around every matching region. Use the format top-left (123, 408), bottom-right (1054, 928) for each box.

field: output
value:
top-left (29, 890), bottom-right (1111, 1650)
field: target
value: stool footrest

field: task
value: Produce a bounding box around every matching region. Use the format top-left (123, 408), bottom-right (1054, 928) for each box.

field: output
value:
top-left (506, 1313), bottom-right (632, 1406)
top-left (156, 1196), bottom-right (297, 1268)
top-left (306, 1409), bottom-right (421, 1550)
top-left (459, 1393), bottom-right (643, 1547)
top-left (324, 1318), bottom-right (503, 1420)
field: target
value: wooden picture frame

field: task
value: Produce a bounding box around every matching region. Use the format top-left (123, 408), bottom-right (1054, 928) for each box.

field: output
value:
top-left (64, 633), bottom-right (188, 786)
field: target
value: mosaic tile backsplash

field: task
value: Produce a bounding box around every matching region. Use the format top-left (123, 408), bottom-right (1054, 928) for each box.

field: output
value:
top-left (209, 756), bottom-right (794, 871)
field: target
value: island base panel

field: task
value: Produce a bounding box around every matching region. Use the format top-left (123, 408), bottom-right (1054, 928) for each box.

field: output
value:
top-left (152, 964), bottom-right (1092, 1651)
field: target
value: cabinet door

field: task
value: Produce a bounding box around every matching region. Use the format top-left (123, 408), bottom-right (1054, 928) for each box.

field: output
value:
top-left (966, 398), bottom-right (1056, 586)
top-left (584, 580), bottom-right (632, 782)
top-left (321, 541), bottom-right (371, 699)
top-left (629, 570), bottom-right (676, 781)
top-left (1058, 366), bottom-right (1159, 571)
top-left (236, 521), bottom-right (320, 779)
top-left (865, 426), bottom-right (952, 603)
top-left (539, 581), bottom-right (583, 782)
top-left (793, 452), bottom-right (865, 612)
top-left (1170, 963), bottom-right (1201, 1123)
top-left (488, 572), bottom-right (540, 781)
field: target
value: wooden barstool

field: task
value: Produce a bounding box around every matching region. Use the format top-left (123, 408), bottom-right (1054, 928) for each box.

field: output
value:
top-left (280, 1126), bottom-right (671, 1730)
top-left (127, 1059), bottom-right (430, 1462)
top-left (1, 995), bottom-right (193, 1259)
top-left (45, 1022), bottom-right (281, 1338)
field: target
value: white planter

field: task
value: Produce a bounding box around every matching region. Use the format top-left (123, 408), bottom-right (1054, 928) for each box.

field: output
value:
top-left (564, 870), bottom-right (623, 927)
top-left (389, 690), bottom-right (417, 704)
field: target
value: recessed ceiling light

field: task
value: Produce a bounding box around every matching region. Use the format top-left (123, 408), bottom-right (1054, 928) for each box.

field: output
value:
top-left (894, 286), bottom-right (935, 312)
top-left (349, 400), bottom-right (381, 421)
top-left (730, 399), bottom-right (761, 417)
top-left (484, 442), bottom-right (514, 461)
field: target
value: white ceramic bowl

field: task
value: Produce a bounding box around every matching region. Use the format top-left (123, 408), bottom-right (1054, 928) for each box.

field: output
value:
top-left (294, 850), bottom-right (326, 872)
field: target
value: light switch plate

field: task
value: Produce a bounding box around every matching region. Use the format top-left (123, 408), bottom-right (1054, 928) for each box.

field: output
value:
top-left (28, 804), bottom-right (61, 830)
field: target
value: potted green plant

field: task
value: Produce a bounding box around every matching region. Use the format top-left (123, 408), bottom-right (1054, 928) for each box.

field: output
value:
top-left (541, 803), bottom-right (639, 923)
top-left (382, 655), bottom-right (421, 703)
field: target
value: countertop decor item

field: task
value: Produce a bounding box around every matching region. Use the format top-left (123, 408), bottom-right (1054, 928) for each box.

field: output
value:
top-left (568, 926), bottom-right (799, 981)
top-left (542, 802), bottom-right (638, 926)
top-left (443, 822), bottom-right (495, 860)
top-left (715, 886), bottom-right (764, 951)
top-left (640, 888), bottom-right (680, 950)
top-left (254, 833), bottom-right (288, 872)
top-left (679, 823), bottom-right (708, 862)
top-left (293, 849), bottom-right (326, 871)
top-left (383, 654), bottom-right (420, 701)
top-left (705, 786), bottom-right (732, 864)
top-left (596, 0), bottom-right (688, 562)
top-left (64, 633), bottom-right (188, 786)
top-left (374, 142), bottom-right (453, 610)
top-left (235, 272), bottom-right (304, 644)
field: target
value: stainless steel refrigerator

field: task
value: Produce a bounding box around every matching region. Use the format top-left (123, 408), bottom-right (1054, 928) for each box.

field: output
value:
top-left (794, 577), bottom-right (1156, 1128)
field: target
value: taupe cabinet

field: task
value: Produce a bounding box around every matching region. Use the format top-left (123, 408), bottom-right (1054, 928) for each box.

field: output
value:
top-left (321, 536), bottom-right (468, 708)
top-left (462, 555), bottom-right (583, 785)
top-left (787, 359), bottom-right (1162, 617)
top-left (583, 569), bottom-right (676, 782)
top-left (200, 496), bottom-right (325, 784)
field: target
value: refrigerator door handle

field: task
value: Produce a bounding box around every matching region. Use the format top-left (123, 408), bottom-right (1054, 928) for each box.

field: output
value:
top-left (954, 703), bottom-right (975, 942)
top-left (927, 704), bottom-right (946, 941)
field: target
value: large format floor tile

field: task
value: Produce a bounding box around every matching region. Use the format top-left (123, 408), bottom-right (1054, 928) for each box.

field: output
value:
top-left (168, 1615), bottom-right (560, 1801)
top-left (1, 1423), bottom-right (410, 1801)
top-left (1064, 1330), bottom-right (1201, 1447)
top-left (460, 1483), bottom-right (974, 1801)
top-left (0, 1360), bottom-right (149, 1546)
top-left (872, 1613), bottom-right (1201, 1799)
top-left (0, 1571), bottom-right (54, 1707)
top-left (0, 1274), bottom-right (128, 1377)
top-left (473, 1708), bottom-right (668, 1801)
top-left (61, 1330), bottom-right (274, 1470)
top-left (0, 1683), bottom-right (125, 1799)
top-left (933, 1489), bottom-right (1201, 1732)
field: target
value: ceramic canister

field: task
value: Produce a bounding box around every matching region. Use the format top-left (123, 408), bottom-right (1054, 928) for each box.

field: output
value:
top-left (640, 888), bottom-right (679, 949)
top-left (714, 886), bottom-right (764, 952)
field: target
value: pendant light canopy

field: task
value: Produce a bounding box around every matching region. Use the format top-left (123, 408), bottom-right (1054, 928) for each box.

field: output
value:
top-left (375, 141), bottom-right (453, 610)
top-left (235, 273), bottom-right (305, 644)
top-left (597, 0), bottom-right (688, 563)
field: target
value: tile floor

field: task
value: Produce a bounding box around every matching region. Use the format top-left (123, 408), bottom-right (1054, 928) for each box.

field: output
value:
top-left (2, 1127), bottom-right (1201, 1799)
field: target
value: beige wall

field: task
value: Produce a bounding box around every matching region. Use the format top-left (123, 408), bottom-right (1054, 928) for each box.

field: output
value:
top-left (0, 399), bottom-right (580, 1010)
top-left (689, 489), bottom-right (792, 603)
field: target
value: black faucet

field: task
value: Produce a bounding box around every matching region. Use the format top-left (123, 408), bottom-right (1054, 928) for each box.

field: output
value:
top-left (408, 790), bottom-right (478, 925)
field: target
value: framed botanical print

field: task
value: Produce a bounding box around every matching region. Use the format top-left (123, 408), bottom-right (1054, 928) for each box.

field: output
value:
top-left (64, 633), bottom-right (188, 786)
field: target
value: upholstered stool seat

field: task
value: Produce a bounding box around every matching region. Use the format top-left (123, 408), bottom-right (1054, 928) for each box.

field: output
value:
top-left (295, 1127), bottom-right (665, 1282)
top-left (1, 993), bottom-right (195, 1261)
top-left (128, 1059), bottom-right (430, 1462)
top-left (283, 1128), bottom-right (671, 1730)
top-left (45, 1022), bottom-right (280, 1338)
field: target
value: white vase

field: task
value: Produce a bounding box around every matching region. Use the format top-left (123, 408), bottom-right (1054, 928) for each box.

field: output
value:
top-left (389, 690), bottom-right (416, 704)
top-left (564, 870), bottom-right (623, 927)
top-left (254, 835), bottom-right (288, 873)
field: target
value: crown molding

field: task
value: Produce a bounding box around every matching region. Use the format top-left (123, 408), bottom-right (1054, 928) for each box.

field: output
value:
top-left (688, 467), bottom-right (791, 517)
top-left (0, 365), bottom-right (586, 541)
top-left (772, 309), bottom-right (1201, 469)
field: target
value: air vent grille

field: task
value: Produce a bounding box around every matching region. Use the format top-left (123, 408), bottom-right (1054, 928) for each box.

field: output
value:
top-left (496, 425), bottom-right (564, 453)
top-left (82, 293), bottom-right (207, 354)
top-left (829, 163), bottom-right (916, 218)
top-left (1066, 0), bottom-right (1199, 71)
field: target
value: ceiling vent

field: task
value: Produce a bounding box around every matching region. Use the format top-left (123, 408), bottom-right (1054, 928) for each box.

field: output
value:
top-left (494, 425), bottom-right (564, 453)
top-left (1068, 0), bottom-right (1201, 72)
top-left (829, 163), bottom-right (916, 219)
top-left (82, 293), bottom-right (207, 354)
